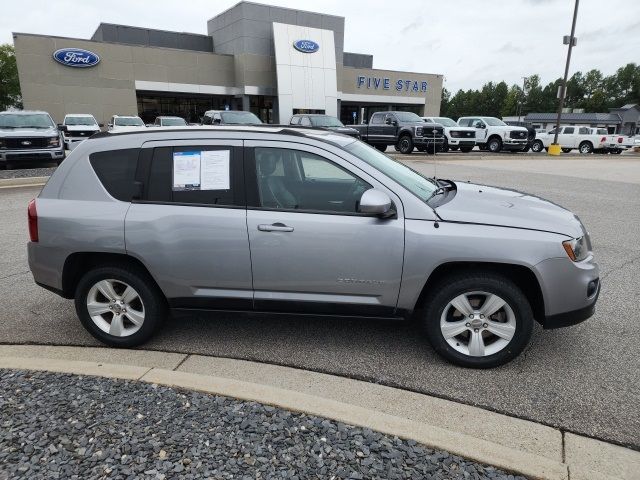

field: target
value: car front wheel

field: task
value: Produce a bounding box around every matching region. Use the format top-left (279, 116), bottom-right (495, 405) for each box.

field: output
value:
top-left (422, 273), bottom-right (533, 368)
top-left (397, 135), bottom-right (414, 154)
top-left (487, 137), bottom-right (502, 153)
top-left (75, 265), bottom-right (167, 347)
top-left (531, 140), bottom-right (544, 152)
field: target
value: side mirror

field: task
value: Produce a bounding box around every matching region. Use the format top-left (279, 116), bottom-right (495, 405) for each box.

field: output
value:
top-left (385, 118), bottom-right (392, 125)
top-left (107, 124), bottom-right (113, 129)
top-left (98, 123), bottom-right (104, 128)
top-left (57, 124), bottom-right (67, 132)
top-left (358, 189), bottom-right (395, 218)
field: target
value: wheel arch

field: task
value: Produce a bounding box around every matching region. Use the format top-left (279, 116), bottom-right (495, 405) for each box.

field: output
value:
top-left (413, 261), bottom-right (545, 323)
top-left (61, 252), bottom-right (160, 298)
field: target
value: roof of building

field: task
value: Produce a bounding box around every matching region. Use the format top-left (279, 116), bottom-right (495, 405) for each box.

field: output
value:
top-left (524, 112), bottom-right (621, 124)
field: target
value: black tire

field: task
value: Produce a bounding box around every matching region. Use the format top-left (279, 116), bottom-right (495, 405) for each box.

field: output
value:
top-left (422, 273), bottom-right (534, 368)
top-left (449, 146), bottom-right (459, 151)
top-left (397, 134), bottom-right (414, 154)
top-left (459, 146), bottom-right (473, 153)
top-left (578, 141), bottom-right (593, 154)
top-left (521, 145), bottom-right (531, 152)
top-left (374, 144), bottom-right (387, 152)
top-left (612, 149), bottom-right (622, 155)
top-left (440, 138), bottom-right (449, 153)
top-left (531, 140), bottom-right (543, 153)
top-left (561, 148), bottom-right (572, 153)
top-left (75, 264), bottom-right (167, 347)
top-left (478, 144), bottom-right (488, 151)
top-left (487, 136), bottom-right (502, 153)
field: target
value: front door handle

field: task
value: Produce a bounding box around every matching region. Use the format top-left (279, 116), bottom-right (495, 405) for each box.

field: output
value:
top-left (257, 223), bottom-right (294, 232)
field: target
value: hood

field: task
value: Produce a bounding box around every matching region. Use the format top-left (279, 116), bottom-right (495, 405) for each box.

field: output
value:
top-left (435, 182), bottom-right (584, 238)
top-left (0, 126), bottom-right (58, 137)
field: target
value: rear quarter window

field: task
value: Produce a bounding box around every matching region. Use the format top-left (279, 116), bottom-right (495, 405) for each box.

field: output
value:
top-left (89, 149), bottom-right (140, 201)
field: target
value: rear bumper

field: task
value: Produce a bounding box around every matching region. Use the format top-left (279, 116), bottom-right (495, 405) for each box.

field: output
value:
top-left (1, 148), bottom-right (64, 162)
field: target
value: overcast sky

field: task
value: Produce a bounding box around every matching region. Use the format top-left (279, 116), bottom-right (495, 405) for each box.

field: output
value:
top-left (2, 0), bottom-right (638, 92)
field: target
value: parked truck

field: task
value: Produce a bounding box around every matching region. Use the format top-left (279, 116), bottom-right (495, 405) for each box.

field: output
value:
top-left (532, 126), bottom-right (608, 154)
top-left (353, 111), bottom-right (445, 154)
top-left (422, 116), bottom-right (475, 153)
top-left (457, 116), bottom-right (529, 153)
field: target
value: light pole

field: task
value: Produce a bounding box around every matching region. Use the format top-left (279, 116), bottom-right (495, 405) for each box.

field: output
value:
top-left (549, 0), bottom-right (579, 155)
top-left (517, 76), bottom-right (528, 124)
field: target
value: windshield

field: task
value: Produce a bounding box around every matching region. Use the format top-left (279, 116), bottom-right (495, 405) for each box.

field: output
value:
top-left (394, 111), bottom-right (423, 123)
top-left (432, 117), bottom-right (457, 127)
top-left (344, 141), bottom-right (437, 202)
top-left (0, 113), bottom-right (54, 129)
top-left (310, 116), bottom-right (344, 127)
top-left (482, 117), bottom-right (507, 126)
top-left (161, 117), bottom-right (187, 126)
top-left (65, 116), bottom-right (97, 126)
top-left (115, 117), bottom-right (144, 126)
top-left (220, 111), bottom-right (262, 125)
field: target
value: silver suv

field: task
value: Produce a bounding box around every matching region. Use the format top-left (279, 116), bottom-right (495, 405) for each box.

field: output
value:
top-left (27, 126), bottom-right (600, 368)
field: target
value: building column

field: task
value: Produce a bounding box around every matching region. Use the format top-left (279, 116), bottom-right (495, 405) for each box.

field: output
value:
top-left (241, 95), bottom-right (250, 112)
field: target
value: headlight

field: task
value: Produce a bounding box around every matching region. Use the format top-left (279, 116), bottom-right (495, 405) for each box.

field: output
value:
top-left (562, 236), bottom-right (589, 262)
top-left (415, 126), bottom-right (423, 136)
top-left (48, 136), bottom-right (60, 147)
top-left (450, 130), bottom-right (461, 138)
top-left (0, 139), bottom-right (5, 149)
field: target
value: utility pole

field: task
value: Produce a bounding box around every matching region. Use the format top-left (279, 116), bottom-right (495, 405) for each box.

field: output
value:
top-left (549, 0), bottom-right (579, 155)
top-left (517, 76), bottom-right (528, 124)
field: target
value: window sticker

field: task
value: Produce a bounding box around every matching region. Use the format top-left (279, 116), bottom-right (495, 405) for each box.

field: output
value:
top-left (172, 150), bottom-right (230, 191)
top-left (173, 151), bottom-right (201, 191)
top-left (200, 150), bottom-right (230, 190)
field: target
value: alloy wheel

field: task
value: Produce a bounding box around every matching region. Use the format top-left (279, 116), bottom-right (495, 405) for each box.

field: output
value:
top-left (440, 291), bottom-right (516, 357)
top-left (86, 279), bottom-right (145, 337)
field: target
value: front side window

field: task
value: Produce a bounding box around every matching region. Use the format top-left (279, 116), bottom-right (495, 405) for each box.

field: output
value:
top-left (482, 117), bottom-right (507, 127)
top-left (254, 147), bottom-right (371, 213)
top-left (563, 127), bottom-right (575, 134)
top-left (0, 113), bottom-right (54, 129)
top-left (145, 146), bottom-right (243, 207)
top-left (290, 116), bottom-right (300, 125)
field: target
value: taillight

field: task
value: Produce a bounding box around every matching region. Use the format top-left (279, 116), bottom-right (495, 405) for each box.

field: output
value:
top-left (28, 199), bottom-right (38, 242)
top-left (600, 136), bottom-right (606, 142)
top-left (618, 137), bottom-right (623, 143)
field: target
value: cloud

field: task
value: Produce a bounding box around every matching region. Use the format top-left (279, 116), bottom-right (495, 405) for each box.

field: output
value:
top-left (495, 42), bottom-right (524, 54)
top-left (401, 18), bottom-right (423, 34)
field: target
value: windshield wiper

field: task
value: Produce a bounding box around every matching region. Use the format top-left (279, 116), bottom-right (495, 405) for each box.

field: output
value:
top-left (20, 125), bottom-right (50, 129)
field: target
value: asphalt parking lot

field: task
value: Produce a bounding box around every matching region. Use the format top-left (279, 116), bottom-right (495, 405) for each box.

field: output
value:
top-left (1, 153), bottom-right (639, 450)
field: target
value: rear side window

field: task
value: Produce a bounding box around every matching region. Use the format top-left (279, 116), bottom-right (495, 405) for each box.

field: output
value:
top-left (89, 149), bottom-right (139, 201)
top-left (290, 116), bottom-right (300, 125)
top-left (144, 146), bottom-right (244, 207)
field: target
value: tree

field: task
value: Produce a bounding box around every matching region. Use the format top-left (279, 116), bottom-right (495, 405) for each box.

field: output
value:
top-left (0, 44), bottom-right (21, 111)
top-left (440, 87), bottom-right (451, 116)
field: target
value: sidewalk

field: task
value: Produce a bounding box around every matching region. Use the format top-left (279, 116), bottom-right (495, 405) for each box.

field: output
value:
top-left (1, 345), bottom-right (638, 480)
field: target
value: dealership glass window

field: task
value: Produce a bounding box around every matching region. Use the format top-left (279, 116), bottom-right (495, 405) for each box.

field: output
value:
top-left (136, 92), bottom-right (234, 124)
top-left (249, 96), bottom-right (274, 124)
top-left (145, 146), bottom-right (244, 207)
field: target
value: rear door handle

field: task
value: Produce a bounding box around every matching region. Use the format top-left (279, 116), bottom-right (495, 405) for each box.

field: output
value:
top-left (258, 223), bottom-right (294, 232)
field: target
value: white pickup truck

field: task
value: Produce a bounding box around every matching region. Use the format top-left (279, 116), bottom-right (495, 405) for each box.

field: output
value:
top-left (457, 116), bottom-right (529, 152)
top-left (531, 125), bottom-right (609, 154)
top-left (596, 129), bottom-right (635, 154)
top-left (59, 114), bottom-right (102, 150)
top-left (422, 116), bottom-right (476, 152)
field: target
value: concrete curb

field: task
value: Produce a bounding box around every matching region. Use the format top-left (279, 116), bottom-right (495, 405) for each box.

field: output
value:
top-left (1, 346), bottom-right (637, 480)
top-left (0, 176), bottom-right (49, 188)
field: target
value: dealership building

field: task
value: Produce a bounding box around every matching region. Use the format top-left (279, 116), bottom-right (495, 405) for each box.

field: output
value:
top-left (13, 1), bottom-right (443, 126)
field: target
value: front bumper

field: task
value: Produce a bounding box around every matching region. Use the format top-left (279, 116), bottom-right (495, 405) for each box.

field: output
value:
top-left (415, 136), bottom-right (445, 145)
top-left (535, 255), bottom-right (600, 329)
top-left (449, 139), bottom-right (475, 146)
top-left (0, 148), bottom-right (64, 162)
top-left (502, 139), bottom-right (528, 150)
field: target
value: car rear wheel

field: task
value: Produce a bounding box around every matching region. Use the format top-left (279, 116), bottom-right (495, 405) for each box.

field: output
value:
top-left (397, 135), bottom-right (414, 154)
top-left (374, 144), bottom-right (387, 152)
top-left (422, 273), bottom-right (533, 368)
top-left (487, 137), bottom-right (502, 153)
top-left (75, 265), bottom-right (166, 347)
top-left (459, 146), bottom-right (473, 153)
top-left (579, 141), bottom-right (593, 154)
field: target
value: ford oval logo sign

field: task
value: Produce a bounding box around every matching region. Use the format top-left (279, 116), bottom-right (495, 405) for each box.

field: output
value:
top-left (53, 48), bottom-right (100, 68)
top-left (293, 40), bottom-right (319, 53)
